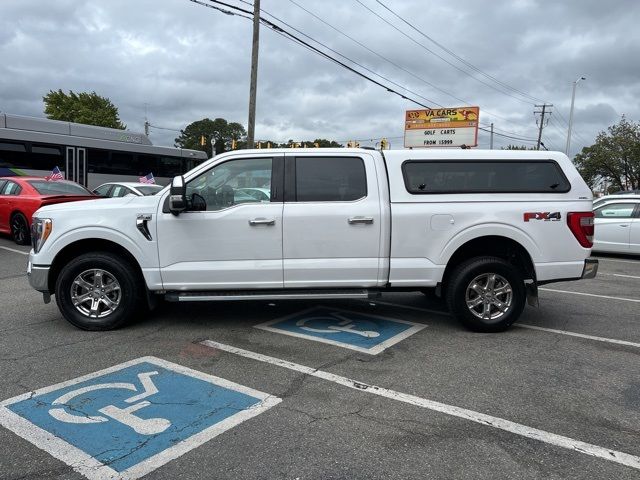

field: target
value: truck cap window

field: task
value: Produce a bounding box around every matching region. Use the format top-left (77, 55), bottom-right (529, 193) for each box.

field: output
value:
top-left (402, 160), bottom-right (571, 194)
top-left (295, 156), bottom-right (366, 202)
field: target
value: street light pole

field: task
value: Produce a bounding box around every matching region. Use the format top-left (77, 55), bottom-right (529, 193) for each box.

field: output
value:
top-left (565, 76), bottom-right (585, 156)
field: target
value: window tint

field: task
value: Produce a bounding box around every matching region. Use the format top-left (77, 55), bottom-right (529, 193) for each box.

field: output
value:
top-left (28, 181), bottom-right (91, 195)
top-left (0, 180), bottom-right (6, 192)
top-left (2, 181), bottom-right (22, 195)
top-left (87, 149), bottom-right (110, 173)
top-left (295, 157), bottom-right (367, 202)
top-left (0, 142), bottom-right (28, 169)
top-left (158, 156), bottom-right (183, 177)
top-left (137, 154), bottom-right (160, 177)
top-left (595, 203), bottom-right (636, 218)
top-left (93, 184), bottom-right (112, 196)
top-left (402, 160), bottom-right (571, 194)
top-left (186, 158), bottom-right (272, 211)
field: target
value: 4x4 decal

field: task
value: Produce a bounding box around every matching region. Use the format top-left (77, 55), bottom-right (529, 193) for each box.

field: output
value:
top-left (523, 212), bottom-right (561, 222)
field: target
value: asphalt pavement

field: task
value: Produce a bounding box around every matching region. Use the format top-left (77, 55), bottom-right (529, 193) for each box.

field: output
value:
top-left (0, 236), bottom-right (639, 480)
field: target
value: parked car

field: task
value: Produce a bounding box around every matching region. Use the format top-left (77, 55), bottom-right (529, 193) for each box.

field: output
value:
top-left (93, 182), bottom-right (164, 198)
top-left (593, 194), bottom-right (640, 209)
top-left (0, 177), bottom-right (96, 245)
top-left (592, 199), bottom-right (640, 254)
top-left (28, 148), bottom-right (597, 333)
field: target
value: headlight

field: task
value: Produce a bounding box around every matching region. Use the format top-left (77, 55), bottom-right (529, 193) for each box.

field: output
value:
top-left (31, 218), bottom-right (52, 253)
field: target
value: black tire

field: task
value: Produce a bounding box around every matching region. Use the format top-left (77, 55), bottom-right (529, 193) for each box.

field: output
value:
top-left (11, 213), bottom-right (30, 245)
top-left (445, 256), bottom-right (525, 333)
top-left (55, 252), bottom-right (142, 331)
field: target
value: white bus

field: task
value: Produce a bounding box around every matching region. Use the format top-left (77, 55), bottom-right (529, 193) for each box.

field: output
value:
top-left (0, 113), bottom-right (207, 189)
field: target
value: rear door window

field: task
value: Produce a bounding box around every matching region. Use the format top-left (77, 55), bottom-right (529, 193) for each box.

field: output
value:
top-left (402, 160), bottom-right (571, 194)
top-left (595, 203), bottom-right (637, 218)
top-left (295, 157), bottom-right (367, 202)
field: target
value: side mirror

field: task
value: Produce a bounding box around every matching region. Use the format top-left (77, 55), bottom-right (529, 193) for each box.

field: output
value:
top-left (169, 175), bottom-right (186, 215)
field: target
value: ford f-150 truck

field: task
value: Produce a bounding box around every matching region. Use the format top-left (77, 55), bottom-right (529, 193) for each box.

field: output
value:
top-left (27, 148), bottom-right (598, 332)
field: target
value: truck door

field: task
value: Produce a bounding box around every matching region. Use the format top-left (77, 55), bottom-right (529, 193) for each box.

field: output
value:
top-left (282, 153), bottom-right (382, 288)
top-left (156, 155), bottom-right (284, 290)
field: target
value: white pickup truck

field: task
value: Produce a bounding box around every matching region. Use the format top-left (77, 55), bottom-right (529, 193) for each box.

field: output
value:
top-left (27, 148), bottom-right (597, 332)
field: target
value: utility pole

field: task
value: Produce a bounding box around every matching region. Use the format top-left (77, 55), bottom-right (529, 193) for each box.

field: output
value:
top-left (246, 0), bottom-right (261, 148)
top-left (565, 76), bottom-right (586, 156)
top-left (144, 103), bottom-right (150, 136)
top-left (535, 104), bottom-right (552, 150)
top-left (489, 123), bottom-right (494, 150)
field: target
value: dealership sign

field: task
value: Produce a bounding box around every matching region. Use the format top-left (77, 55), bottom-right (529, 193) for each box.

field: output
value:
top-left (404, 107), bottom-right (479, 148)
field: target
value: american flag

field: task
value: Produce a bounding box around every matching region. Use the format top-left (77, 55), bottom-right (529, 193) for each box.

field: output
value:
top-left (45, 166), bottom-right (64, 181)
top-left (139, 172), bottom-right (155, 184)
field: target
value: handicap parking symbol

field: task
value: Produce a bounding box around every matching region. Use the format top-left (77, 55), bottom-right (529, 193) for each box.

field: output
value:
top-left (255, 306), bottom-right (426, 354)
top-left (0, 356), bottom-right (281, 480)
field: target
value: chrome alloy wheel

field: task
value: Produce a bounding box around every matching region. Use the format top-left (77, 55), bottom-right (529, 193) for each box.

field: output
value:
top-left (465, 273), bottom-right (513, 322)
top-left (70, 269), bottom-right (122, 318)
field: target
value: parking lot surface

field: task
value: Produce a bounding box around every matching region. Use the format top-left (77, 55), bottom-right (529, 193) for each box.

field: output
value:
top-left (1, 236), bottom-right (639, 479)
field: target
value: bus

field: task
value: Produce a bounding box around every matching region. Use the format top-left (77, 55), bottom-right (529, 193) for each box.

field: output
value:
top-left (0, 113), bottom-right (208, 189)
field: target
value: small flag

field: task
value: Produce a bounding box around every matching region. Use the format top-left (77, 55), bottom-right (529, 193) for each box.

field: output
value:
top-left (45, 166), bottom-right (64, 181)
top-left (139, 172), bottom-right (155, 184)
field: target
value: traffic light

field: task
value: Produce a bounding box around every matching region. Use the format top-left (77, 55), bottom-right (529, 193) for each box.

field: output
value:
top-left (314, 142), bottom-right (319, 148)
top-left (256, 142), bottom-right (261, 149)
top-left (231, 139), bottom-right (237, 150)
top-left (200, 135), bottom-right (206, 146)
top-left (380, 138), bottom-right (389, 150)
top-left (347, 140), bottom-right (360, 148)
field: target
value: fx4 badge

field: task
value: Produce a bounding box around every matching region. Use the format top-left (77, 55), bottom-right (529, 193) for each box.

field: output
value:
top-left (524, 212), bottom-right (561, 222)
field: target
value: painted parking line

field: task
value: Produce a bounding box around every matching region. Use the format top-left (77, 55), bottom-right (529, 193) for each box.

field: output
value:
top-left (366, 300), bottom-right (640, 349)
top-left (0, 356), bottom-right (280, 480)
top-left (201, 340), bottom-right (640, 471)
top-left (599, 272), bottom-right (640, 280)
top-left (539, 288), bottom-right (640, 303)
top-left (593, 257), bottom-right (640, 265)
top-left (0, 245), bottom-right (29, 255)
top-left (515, 324), bottom-right (640, 349)
top-left (255, 306), bottom-right (426, 354)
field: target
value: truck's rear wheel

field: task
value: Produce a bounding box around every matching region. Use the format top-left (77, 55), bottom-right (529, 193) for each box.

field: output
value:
top-left (55, 252), bottom-right (142, 330)
top-left (446, 256), bottom-right (525, 332)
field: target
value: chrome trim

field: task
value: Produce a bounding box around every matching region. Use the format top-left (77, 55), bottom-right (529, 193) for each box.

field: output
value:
top-left (581, 258), bottom-right (598, 279)
top-left (28, 265), bottom-right (50, 292)
top-left (248, 218), bottom-right (275, 226)
top-left (136, 214), bottom-right (153, 241)
top-left (176, 292), bottom-right (370, 302)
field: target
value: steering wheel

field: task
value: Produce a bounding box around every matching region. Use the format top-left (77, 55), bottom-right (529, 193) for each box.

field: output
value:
top-left (218, 185), bottom-right (235, 207)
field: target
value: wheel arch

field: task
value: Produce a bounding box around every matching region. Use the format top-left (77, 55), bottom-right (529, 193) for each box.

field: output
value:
top-left (440, 235), bottom-right (536, 294)
top-left (48, 239), bottom-right (145, 294)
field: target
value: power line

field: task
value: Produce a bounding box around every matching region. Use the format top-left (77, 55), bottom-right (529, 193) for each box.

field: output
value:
top-left (191, 0), bottom-right (543, 145)
top-left (373, 0), bottom-right (547, 105)
top-left (352, 0), bottom-right (538, 106)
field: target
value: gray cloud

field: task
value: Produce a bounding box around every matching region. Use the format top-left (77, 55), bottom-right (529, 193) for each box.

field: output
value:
top-left (1, 0), bottom-right (638, 155)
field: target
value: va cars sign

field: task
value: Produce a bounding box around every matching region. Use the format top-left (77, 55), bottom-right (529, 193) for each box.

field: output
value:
top-left (404, 107), bottom-right (479, 148)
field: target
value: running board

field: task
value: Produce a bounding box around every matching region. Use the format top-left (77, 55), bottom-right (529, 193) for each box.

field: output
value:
top-left (165, 289), bottom-right (377, 302)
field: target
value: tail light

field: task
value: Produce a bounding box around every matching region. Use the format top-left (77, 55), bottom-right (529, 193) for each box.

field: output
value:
top-left (567, 212), bottom-right (594, 248)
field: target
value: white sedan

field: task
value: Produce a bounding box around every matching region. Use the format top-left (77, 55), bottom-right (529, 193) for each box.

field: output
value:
top-left (592, 199), bottom-right (640, 254)
top-left (93, 182), bottom-right (164, 198)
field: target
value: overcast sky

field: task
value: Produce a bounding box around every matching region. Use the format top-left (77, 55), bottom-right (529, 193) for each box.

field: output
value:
top-left (1, 0), bottom-right (638, 156)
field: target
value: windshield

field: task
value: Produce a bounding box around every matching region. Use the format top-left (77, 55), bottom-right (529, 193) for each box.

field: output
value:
top-left (136, 185), bottom-right (163, 196)
top-left (28, 180), bottom-right (92, 196)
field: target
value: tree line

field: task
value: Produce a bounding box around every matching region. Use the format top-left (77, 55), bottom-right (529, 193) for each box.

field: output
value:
top-left (42, 90), bottom-right (640, 191)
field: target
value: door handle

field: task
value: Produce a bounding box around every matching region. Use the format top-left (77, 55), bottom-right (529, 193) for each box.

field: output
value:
top-left (249, 218), bottom-right (275, 226)
top-left (620, 224), bottom-right (629, 227)
top-left (348, 216), bottom-right (374, 225)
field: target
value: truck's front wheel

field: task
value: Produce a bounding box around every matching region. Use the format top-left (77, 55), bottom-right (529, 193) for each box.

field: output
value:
top-left (55, 252), bottom-right (142, 330)
top-left (446, 257), bottom-right (525, 332)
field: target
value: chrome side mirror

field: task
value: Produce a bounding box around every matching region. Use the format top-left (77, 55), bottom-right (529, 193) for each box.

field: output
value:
top-left (169, 175), bottom-right (186, 215)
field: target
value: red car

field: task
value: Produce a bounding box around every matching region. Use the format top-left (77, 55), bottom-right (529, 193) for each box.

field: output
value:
top-left (0, 176), bottom-right (97, 245)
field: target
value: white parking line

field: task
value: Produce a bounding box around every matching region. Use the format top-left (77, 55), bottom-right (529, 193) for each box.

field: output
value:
top-left (365, 300), bottom-right (640, 349)
top-left (201, 340), bottom-right (640, 471)
top-left (599, 273), bottom-right (640, 280)
top-left (516, 325), bottom-right (640, 349)
top-left (593, 257), bottom-right (640, 265)
top-left (0, 246), bottom-right (29, 256)
top-left (540, 288), bottom-right (640, 303)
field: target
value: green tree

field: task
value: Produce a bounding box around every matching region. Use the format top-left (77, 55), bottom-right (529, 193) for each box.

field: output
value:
top-left (175, 118), bottom-right (246, 157)
top-left (573, 117), bottom-right (640, 191)
top-left (43, 89), bottom-right (126, 129)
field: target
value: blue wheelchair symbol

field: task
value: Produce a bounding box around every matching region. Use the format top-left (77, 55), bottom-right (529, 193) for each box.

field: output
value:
top-left (256, 307), bottom-right (426, 354)
top-left (0, 357), bottom-right (281, 480)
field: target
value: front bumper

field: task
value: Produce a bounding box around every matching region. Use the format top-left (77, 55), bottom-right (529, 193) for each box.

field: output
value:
top-left (27, 253), bottom-right (50, 292)
top-left (581, 258), bottom-right (598, 279)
